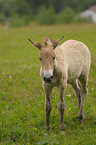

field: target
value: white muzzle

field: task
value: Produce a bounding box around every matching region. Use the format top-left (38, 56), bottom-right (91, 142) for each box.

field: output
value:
top-left (43, 70), bottom-right (53, 83)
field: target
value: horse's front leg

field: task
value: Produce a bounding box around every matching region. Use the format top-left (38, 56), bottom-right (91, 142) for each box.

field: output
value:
top-left (44, 85), bottom-right (53, 131)
top-left (57, 84), bottom-right (66, 134)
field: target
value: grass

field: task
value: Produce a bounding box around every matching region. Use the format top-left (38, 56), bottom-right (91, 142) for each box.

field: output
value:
top-left (0, 23), bottom-right (96, 145)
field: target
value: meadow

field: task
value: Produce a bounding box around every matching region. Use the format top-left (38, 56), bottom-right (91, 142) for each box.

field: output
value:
top-left (0, 23), bottom-right (96, 145)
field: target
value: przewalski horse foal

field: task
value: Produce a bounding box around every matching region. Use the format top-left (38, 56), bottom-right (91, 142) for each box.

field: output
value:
top-left (28, 36), bottom-right (91, 134)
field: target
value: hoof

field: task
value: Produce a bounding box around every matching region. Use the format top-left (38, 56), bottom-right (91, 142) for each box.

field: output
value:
top-left (60, 130), bottom-right (65, 135)
top-left (78, 115), bottom-right (84, 123)
top-left (59, 124), bottom-right (65, 135)
top-left (59, 124), bottom-right (65, 130)
top-left (46, 126), bottom-right (50, 131)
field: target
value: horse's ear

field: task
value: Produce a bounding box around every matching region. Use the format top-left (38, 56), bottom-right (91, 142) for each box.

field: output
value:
top-left (53, 36), bottom-right (64, 48)
top-left (28, 39), bottom-right (42, 50)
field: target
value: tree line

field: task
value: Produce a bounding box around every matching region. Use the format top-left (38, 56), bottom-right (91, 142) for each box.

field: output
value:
top-left (0, 0), bottom-right (95, 26)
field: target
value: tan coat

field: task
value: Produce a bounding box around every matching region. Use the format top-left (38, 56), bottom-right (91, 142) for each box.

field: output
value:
top-left (29, 37), bottom-right (91, 134)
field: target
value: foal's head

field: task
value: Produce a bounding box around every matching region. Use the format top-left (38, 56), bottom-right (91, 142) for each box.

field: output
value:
top-left (28, 36), bottom-right (64, 83)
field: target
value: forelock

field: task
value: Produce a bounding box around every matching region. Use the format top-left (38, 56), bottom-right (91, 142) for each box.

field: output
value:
top-left (40, 45), bottom-right (55, 57)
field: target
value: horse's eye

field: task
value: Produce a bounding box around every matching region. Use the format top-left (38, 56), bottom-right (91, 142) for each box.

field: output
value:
top-left (39, 57), bottom-right (42, 61)
top-left (53, 57), bottom-right (55, 60)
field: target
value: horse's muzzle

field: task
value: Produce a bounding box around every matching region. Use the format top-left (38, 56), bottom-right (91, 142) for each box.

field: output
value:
top-left (43, 70), bottom-right (53, 83)
top-left (44, 76), bottom-right (53, 83)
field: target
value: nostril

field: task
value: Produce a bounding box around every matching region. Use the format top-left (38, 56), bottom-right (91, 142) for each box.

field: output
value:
top-left (51, 76), bottom-right (53, 79)
top-left (44, 77), bottom-right (46, 81)
top-left (44, 76), bottom-right (53, 83)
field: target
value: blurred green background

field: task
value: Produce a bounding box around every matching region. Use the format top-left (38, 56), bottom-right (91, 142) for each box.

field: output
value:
top-left (0, 0), bottom-right (96, 26)
top-left (0, 0), bottom-right (96, 144)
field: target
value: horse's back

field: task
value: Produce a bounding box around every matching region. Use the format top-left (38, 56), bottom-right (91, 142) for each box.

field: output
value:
top-left (60, 40), bottom-right (91, 81)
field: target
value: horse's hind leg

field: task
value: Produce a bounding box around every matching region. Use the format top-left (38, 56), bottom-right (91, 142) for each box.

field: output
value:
top-left (72, 75), bottom-right (88, 122)
top-left (71, 79), bottom-right (82, 109)
top-left (78, 74), bottom-right (88, 122)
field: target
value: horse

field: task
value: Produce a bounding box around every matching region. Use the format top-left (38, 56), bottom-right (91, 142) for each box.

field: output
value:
top-left (28, 36), bottom-right (91, 134)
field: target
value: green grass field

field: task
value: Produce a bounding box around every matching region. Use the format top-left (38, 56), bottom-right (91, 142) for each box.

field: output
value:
top-left (0, 23), bottom-right (96, 145)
